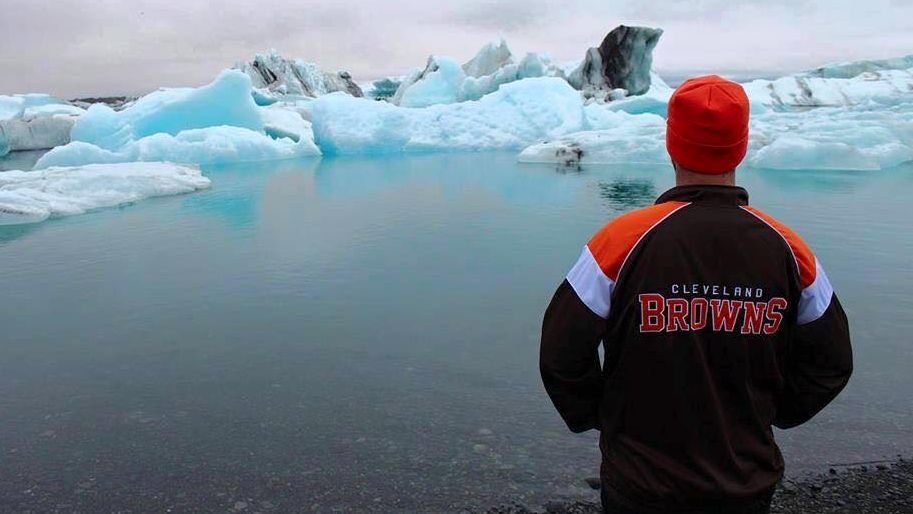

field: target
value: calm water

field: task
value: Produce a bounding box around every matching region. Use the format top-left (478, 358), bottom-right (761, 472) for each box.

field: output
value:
top-left (1, 153), bottom-right (912, 512)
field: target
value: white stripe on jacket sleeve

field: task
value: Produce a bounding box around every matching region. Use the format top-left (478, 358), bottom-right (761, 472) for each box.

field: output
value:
top-left (566, 245), bottom-right (615, 319)
top-left (797, 258), bottom-right (834, 325)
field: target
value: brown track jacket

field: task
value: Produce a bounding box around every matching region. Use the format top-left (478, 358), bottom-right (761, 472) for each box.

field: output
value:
top-left (540, 185), bottom-right (853, 510)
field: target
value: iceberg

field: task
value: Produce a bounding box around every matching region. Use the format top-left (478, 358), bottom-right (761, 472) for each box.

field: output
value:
top-left (235, 49), bottom-right (363, 98)
top-left (568, 25), bottom-right (663, 98)
top-left (34, 70), bottom-right (320, 169)
top-left (518, 97), bottom-right (913, 171)
top-left (0, 162), bottom-right (210, 225)
top-left (70, 69), bottom-right (264, 150)
top-left (747, 100), bottom-right (913, 170)
top-left (308, 77), bottom-right (588, 155)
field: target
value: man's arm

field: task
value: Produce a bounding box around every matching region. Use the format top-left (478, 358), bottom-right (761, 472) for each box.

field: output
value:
top-left (539, 279), bottom-right (606, 433)
top-left (774, 291), bottom-right (853, 429)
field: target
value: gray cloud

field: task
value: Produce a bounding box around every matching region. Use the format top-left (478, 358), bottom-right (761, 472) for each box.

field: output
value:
top-left (0, 0), bottom-right (911, 97)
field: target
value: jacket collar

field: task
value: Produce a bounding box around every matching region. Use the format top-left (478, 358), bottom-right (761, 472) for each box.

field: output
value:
top-left (656, 185), bottom-right (749, 206)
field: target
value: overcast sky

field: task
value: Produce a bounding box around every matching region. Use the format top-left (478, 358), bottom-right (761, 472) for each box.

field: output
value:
top-left (1, 0), bottom-right (911, 97)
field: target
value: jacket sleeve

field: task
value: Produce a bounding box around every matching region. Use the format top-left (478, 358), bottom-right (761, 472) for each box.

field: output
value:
top-left (540, 279), bottom-right (606, 433)
top-left (774, 293), bottom-right (853, 429)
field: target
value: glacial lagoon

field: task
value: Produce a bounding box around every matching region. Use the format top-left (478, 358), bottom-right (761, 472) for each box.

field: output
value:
top-left (1, 152), bottom-right (912, 511)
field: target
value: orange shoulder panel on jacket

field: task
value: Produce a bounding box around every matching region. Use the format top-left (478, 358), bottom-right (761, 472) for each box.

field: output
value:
top-left (587, 201), bottom-right (689, 282)
top-left (742, 206), bottom-right (817, 288)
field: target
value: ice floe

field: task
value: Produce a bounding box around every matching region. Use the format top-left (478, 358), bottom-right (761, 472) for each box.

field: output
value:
top-left (0, 162), bottom-right (210, 225)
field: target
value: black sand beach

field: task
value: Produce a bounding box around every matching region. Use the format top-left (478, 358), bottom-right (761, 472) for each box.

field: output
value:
top-left (485, 458), bottom-right (913, 514)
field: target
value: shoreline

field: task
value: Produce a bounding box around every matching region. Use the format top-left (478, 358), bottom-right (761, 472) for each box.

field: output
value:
top-left (484, 457), bottom-right (913, 513)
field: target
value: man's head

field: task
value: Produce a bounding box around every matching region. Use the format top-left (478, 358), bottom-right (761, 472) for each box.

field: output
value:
top-left (666, 75), bottom-right (750, 185)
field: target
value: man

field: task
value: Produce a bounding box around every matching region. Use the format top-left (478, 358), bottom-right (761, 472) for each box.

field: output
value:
top-left (539, 75), bottom-right (853, 514)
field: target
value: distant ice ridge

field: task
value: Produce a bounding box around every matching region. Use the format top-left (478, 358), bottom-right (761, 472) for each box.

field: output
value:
top-left (0, 94), bottom-right (83, 156)
top-left (35, 70), bottom-right (320, 169)
top-left (235, 49), bottom-right (363, 98)
top-left (0, 162), bottom-right (210, 225)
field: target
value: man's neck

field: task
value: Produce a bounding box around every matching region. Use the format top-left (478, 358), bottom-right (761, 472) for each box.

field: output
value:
top-left (674, 167), bottom-right (736, 187)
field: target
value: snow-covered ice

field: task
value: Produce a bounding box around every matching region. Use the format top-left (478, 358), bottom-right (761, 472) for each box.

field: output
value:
top-left (0, 162), bottom-right (211, 225)
top-left (35, 70), bottom-right (320, 169)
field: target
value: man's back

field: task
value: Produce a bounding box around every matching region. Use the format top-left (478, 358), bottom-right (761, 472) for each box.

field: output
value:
top-left (541, 185), bottom-right (852, 511)
top-left (539, 73), bottom-right (852, 514)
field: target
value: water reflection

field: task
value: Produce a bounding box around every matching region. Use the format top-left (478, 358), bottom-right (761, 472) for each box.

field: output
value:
top-left (598, 178), bottom-right (657, 211)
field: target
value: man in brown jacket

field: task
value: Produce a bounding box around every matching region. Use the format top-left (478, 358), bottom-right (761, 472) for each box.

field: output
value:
top-left (540, 75), bottom-right (853, 514)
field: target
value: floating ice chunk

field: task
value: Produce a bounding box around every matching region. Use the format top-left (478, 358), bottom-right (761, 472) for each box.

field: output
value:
top-left (35, 126), bottom-right (318, 169)
top-left (0, 130), bottom-right (9, 157)
top-left (309, 77), bottom-right (587, 154)
top-left (71, 70), bottom-right (264, 150)
top-left (0, 162), bottom-right (211, 225)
